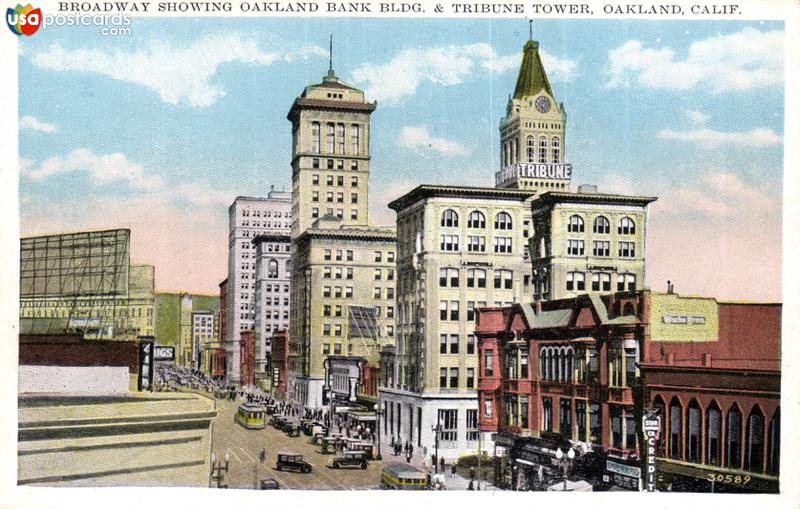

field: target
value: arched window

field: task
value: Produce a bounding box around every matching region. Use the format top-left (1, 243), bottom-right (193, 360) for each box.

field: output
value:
top-left (267, 259), bottom-right (278, 278)
top-left (526, 136), bottom-right (535, 162)
top-left (285, 259), bottom-right (292, 275)
top-left (539, 348), bottom-right (547, 379)
top-left (726, 404), bottom-right (743, 469)
top-left (495, 212), bottom-right (512, 230)
top-left (503, 142), bottom-right (509, 167)
top-left (669, 397), bottom-right (683, 459)
top-left (336, 123), bottom-right (345, 154)
top-left (513, 138), bottom-right (519, 163)
top-left (551, 136), bottom-right (560, 163)
top-left (618, 217), bottom-right (636, 235)
top-left (706, 401), bottom-right (722, 466)
top-left (565, 347), bottom-right (573, 383)
top-left (767, 408), bottom-right (780, 474)
top-left (593, 216), bottom-right (610, 234)
top-left (326, 122), bottom-right (335, 153)
top-left (311, 122), bottom-right (321, 153)
top-left (441, 209), bottom-right (458, 227)
top-left (468, 211), bottom-right (485, 228)
top-left (745, 406), bottom-right (765, 472)
top-left (538, 135), bottom-right (547, 163)
top-left (686, 399), bottom-right (702, 462)
top-left (568, 215), bottom-right (584, 233)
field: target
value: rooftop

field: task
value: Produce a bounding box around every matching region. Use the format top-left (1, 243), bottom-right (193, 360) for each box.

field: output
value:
top-left (388, 184), bottom-right (535, 211)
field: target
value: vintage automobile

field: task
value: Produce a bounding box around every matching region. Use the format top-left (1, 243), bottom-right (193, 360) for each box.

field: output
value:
top-left (332, 451), bottom-right (368, 469)
top-left (259, 478), bottom-right (280, 490)
top-left (276, 452), bottom-right (312, 473)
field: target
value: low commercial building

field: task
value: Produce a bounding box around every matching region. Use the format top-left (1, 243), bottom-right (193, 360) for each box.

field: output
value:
top-left (475, 290), bottom-right (781, 492)
top-left (640, 300), bottom-right (781, 493)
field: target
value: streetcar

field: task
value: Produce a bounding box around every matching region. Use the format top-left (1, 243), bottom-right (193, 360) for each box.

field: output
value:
top-left (234, 402), bottom-right (267, 429)
top-left (380, 462), bottom-right (429, 490)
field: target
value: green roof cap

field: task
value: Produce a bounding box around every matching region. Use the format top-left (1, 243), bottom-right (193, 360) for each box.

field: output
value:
top-left (513, 40), bottom-right (554, 100)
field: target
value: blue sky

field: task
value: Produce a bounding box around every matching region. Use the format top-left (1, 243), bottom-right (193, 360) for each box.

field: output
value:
top-left (18, 17), bottom-right (784, 299)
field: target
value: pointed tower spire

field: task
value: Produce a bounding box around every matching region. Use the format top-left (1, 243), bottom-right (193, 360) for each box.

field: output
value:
top-left (529, 19), bottom-right (533, 41)
top-left (324, 34), bottom-right (338, 82)
top-left (513, 32), bottom-right (554, 99)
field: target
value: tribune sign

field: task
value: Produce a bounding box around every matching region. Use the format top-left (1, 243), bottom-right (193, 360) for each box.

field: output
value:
top-left (495, 162), bottom-right (573, 186)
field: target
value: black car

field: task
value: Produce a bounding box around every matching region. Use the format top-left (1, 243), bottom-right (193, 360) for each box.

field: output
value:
top-left (259, 478), bottom-right (280, 490)
top-left (276, 452), bottom-right (312, 473)
top-left (332, 451), bottom-right (368, 469)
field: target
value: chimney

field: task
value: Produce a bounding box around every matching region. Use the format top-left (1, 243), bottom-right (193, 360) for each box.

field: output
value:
top-left (535, 300), bottom-right (542, 314)
top-left (577, 184), bottom-right (598, 194)
top-left (702, 353), bottom-right (712, 367)
top-left (666, 352), bottom-right (675, 365)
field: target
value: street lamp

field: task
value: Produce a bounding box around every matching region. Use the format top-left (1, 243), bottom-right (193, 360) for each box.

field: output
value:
top-left (210, 451), bottom-right (230, 488)
top-left (431, 413), bottom-right (442, 473)
top-left (554, 447), bottom-right (575, 491)
top-left (374, 403), bottom-right (383, 460)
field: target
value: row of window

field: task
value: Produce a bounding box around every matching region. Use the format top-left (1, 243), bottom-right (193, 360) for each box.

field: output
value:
top-left (311, 174), bottom-right (359, 187)
top-left (439, 268), bottom-right (513, 289)
top-left (240, 220), bottom-right (289, 228)
top-left (241, 209), bottom-right (289, 218)
top-left (323, 249), bottom-right (395, 262)
top-left (441, 235), bottom-right (514, 253)
top-left (439, 366), bottom-right (476, 389)
top-left (566, 240), bottom-right (636, 258)
top-left (264, 259), bottom-right (292, 278)
top-left (566, 272), bottom-right (637, 292)
top-left (310, 208), bottom-right (358, 220)
top-left (323, 304), bottom-right (395, 319)
top-left (320, 286), bottom-right (395, 299)
top-left (441, 210), bottom-right (514, 230)
top-left (568, 215), bottom-right (636, 235)
top-left (311, 159), bottom-right (359, 171)
top-left (655, 397), bottom-right (779, 475)
top-left (503, 135), bottom-right (562, 166)
top-left (438, 333), bottom-right (477, 355)
top-left (310, 122), bottom-right (362, 156)
top-left (382, 407), bottom-right (478, 444)
top-left (311, 191), bottom-right (359, 204)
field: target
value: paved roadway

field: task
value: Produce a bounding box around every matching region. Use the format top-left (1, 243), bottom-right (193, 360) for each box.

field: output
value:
top-left (209, 396), bottom-right (385, 490)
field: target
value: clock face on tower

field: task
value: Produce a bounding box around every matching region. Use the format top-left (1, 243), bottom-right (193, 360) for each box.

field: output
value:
top-left (535, 95), bottom-right (551, 114)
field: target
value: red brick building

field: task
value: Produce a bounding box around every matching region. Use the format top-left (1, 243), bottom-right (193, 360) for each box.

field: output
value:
top-left (269, 330), bottom-right (289, 396)
top-left (641, 302), bottom-right (781, 493)
top-left (239, 330), bottom-right (255, 386)
top-left (475, 291), bottom-right (781, 492)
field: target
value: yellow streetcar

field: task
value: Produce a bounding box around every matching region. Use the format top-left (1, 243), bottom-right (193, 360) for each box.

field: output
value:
top-left (380, 462), bottom-right (429, 490)
top-left (234, 402), bottom-right (267, 429)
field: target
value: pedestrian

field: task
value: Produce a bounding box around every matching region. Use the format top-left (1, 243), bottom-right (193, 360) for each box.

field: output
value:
top-left (469, 466), bottom-right (476, 481)
top-left (467, 480), bottom-right (474, 491)
top-left (440, 456), bottom-right (445, 473)
top-left (409, 443), bottom-right (413, 457)
top-left (450, 462), bottom-right (456, 478)
top-left (432, 453), bottom-right (437, 470)
top-left (406, 450), bottom-right (411, 463)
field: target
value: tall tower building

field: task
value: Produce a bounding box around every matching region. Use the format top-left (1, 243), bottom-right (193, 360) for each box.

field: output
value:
top-left (496, 37), bottom-right (572, 191)
top-left (287, 47), bottom-right (396, 408)
top-left (287, 57), bottom-right (375, 238)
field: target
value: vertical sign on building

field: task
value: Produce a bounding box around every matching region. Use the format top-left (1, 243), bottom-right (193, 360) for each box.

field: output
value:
top-left (642, 412), bottom-right (661, 492)
top-left (138, 336), bottom-right (155, 391)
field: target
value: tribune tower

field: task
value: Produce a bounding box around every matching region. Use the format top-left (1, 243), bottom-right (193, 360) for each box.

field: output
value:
top-left (496, 35), bottom-right (572, 191)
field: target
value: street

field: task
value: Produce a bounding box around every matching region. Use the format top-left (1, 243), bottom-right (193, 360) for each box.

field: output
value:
top-left (208, 395), bottom-right (385, 490)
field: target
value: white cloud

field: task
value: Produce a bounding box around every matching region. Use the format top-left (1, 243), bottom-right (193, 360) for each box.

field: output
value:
top-left (20, 115), bottom-right (57, 133)
top-left (398, 126), bottom-right (470, 156)
top-left (607, 27), bottom-right (783, 92)
top-left (23, 148), bottom-right (164, 190)
top-left (683, 109), bottom-right (710, 124)
top-left (31, 36), bottom-right (326, 108)
top-left (21, 148), bottom-right (235, 207)
top-left (657, 127), bottom-right (782, 148)
top-left (352, 43), bottom-right (577, 103)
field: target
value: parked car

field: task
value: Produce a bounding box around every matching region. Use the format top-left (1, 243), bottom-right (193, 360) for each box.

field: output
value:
top-left (259, 478), bottom-right (280, 490)
top-left (276, 452), bottom-right (312, 473)
top-left (332, 451), bottom-right (368, 469)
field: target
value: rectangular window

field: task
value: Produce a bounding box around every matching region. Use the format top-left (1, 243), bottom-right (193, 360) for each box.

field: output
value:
top-left (493, 236), bottom-right (512, 253)
top-left (484, 350), bottom-right (494, 377)
top-left (450, 368), bottom-right (458, 388)
top-left (466, 409), bottom-right (479, 441)
top-left (467, 235), bottom-right (485, 252)
top-left (323, 286), bottom-right (331, 298)
top-left (334, 324), bottom-right (342, 336)
top-left (387, 288), bottom-right (394, 299)
top-left (467, 334), bottom-right (476, 355)
top-left (337, 175), bottom-right (344, 187)
top-left (450, 300), bottom-right (459, 321)
top-left (387, 251), bottom-right (395, 262)
top-left (345, 287), bottom-right (353, 298)
top-left (467, 301), bottom-right (476, 321)
top-left (439, 409), bottom-right (457, 442)
top-left (560, 398), bottom-right (572, 437)
top-left (336, 123), bottom-right (345, 154)
top-left (334, 343), bottom-right (342, 355)
top-left (439, 301), bottom-right (448, 321)
top-left (351, 176), bottom-right (358, 186)
top-left (374, 268), bottom-right (382, 280)
top-left (323, 343), bottom-right (330, 354)
top-left (440, 334), bottom-right (447, 354)
top-left (440, 234), bottom-right (459, 251)
top-left (576, 400), bottom-right (587, 442)
top-left (567, 239), bottom-right (585, 256)
top-left (373, 287), bottom-right (381, 299)
top-left (619, 242), bottom-right (635, 257)
top-left (449, 334), bottom-right (459, 354)
top-left (346, 267), bottom-right (353, 280)
top-left (324, 249), bottom-right (331, 261)
top-left (327, 175), bottom-right (334, 186)
top-left (439, 368), bottom-right (447, 388)
top-left (593, 240), bottom-right (610, 257)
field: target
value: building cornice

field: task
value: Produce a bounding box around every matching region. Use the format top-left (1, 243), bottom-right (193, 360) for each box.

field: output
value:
top-left (388, 185), bottom-right (535, 212)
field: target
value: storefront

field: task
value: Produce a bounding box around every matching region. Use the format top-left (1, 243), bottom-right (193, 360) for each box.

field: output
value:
top-left (656, 459), bottom-right (778, 493)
